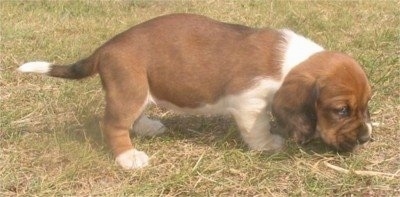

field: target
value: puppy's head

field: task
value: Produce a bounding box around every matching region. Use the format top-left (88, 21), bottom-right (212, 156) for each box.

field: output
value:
top-left (272, 51), bottom-right (372, 151)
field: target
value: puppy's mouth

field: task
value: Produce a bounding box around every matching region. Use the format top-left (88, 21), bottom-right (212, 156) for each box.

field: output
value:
top-left (331, 135), bottom-right (374, 152)
top-left (335, 141), bottom-right (357, 152)
top-left (317, 123), bottom-right (374, 152)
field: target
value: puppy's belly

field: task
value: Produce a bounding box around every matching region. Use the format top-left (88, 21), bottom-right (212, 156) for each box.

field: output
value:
top-left (149, 94), bottom-right (233, 115)
top-left (148, 78), bottom-right (282, 115)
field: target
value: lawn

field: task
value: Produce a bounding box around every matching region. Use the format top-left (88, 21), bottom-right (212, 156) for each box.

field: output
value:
top-left (1, 0), bottom-right (399, 196)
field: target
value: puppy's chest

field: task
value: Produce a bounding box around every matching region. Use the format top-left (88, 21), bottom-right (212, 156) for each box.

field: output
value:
top-left (148, 78), bottom-right (282, 115)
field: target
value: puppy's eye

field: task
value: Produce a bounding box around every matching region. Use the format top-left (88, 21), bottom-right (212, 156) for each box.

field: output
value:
top-left (337, 106), bottom-right (350, 117)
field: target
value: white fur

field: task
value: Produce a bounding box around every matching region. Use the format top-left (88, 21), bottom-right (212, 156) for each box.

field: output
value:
top-left (132, 115), bottom-right (166, 136)
top-left (151, 78), bottom-right (284, 151)
top-left (18, 61), bottom-right (52, 74)
top-left (366, 122), bottom-right (373, 136)
top-left (147, 29), bottom-right (328, 151)
top-left (19, 29), bottom-right (327, 169)
top-left (227, 79), bottom-right (285, 151)
top-left (150, 79), bottom-right (281, 115)
top-left (149, 94), bottom-right (230, 115)
top-left (279, 29), bottom-right (324, 80)
top-left (115, 148), bottom-right (149, 169)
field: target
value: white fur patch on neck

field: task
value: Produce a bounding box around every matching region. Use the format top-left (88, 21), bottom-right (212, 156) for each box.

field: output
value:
top-left (18, 61), bottom-right (51, 74)
top-left (279, 29), bottom-right (324, 79)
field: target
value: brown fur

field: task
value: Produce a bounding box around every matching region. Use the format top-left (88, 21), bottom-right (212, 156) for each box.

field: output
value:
top-left (98, 14), bottom-right (284, 108)
top-left (23, 13), bottom-right (372, 161)
top-left (48, 13), bottom-right (285, 156)
top-left (272, 51), bottom-right (372, 151)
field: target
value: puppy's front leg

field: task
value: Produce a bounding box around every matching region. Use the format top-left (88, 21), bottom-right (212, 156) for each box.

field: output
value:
top-left (231, 106), bottom-right (284, 152)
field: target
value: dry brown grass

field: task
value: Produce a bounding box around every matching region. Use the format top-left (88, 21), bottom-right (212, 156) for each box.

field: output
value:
top-left (1, 1), bottom-right (399, 196)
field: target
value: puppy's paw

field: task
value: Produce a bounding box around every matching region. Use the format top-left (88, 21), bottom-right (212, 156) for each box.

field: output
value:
top-left (115, 149), bottom-right (149, 169)
top-left (132, 116), bottom-right (166, 136)
top-left (248, 134), bottom-right (285, 152)
top-left (267, 134), bottom-right (285, 151)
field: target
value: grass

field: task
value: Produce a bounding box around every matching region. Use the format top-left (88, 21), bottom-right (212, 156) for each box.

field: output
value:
top-left (1, 0), bottom-right (399, 196)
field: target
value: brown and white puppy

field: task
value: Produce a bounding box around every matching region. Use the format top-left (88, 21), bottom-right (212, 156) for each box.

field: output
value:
top-left (18, 13), bottom-right (372, 169)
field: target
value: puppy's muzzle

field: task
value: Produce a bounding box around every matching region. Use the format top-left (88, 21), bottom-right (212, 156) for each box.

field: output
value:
top-left (357, 122), bottom-right (373, 144)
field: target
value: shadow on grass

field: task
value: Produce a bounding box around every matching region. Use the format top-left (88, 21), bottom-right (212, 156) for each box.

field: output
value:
top-left (154, 113), bottom-right (341, 156)
top-left (162, 114), bottom-right (241, 144)
top-left (60, 107), bottom-right (344, 158)
top-left (62, 114), bottom-right (108, 153)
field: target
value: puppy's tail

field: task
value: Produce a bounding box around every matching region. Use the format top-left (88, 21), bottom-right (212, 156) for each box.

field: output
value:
top-left (18, 55), bottom-right (98, 79)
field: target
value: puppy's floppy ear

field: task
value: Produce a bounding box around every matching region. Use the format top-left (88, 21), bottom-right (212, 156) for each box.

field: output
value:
top-left (271, 74), bottom-right (318, 145)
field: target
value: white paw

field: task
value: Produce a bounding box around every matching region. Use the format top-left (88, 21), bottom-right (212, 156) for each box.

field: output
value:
top-left (115, 149), bottom-right (149, 169)
top-left (267, 134), bottom-right (285, 151)
top-left (247, 134), bottom-right (285, 152)
top-left (132, 116), bottom-right (166, 136)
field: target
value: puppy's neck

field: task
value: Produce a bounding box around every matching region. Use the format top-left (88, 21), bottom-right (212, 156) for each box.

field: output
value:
top-left (279, 29), bottom-right (324, 80)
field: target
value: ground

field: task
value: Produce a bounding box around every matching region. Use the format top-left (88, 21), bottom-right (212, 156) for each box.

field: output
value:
top-left (1, 1), bottom-right (399, 196)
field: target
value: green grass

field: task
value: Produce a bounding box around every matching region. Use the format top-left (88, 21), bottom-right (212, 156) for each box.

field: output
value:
top-left (1, 0), bottom-right (399, 196)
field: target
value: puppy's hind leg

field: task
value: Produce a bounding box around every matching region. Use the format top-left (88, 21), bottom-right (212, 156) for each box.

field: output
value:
top-left (100, 58), bottom-right (151, 169)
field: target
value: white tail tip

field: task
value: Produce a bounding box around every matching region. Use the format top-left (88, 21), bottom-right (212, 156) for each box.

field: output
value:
top-left (18, 61), bottom-right (51, 74)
